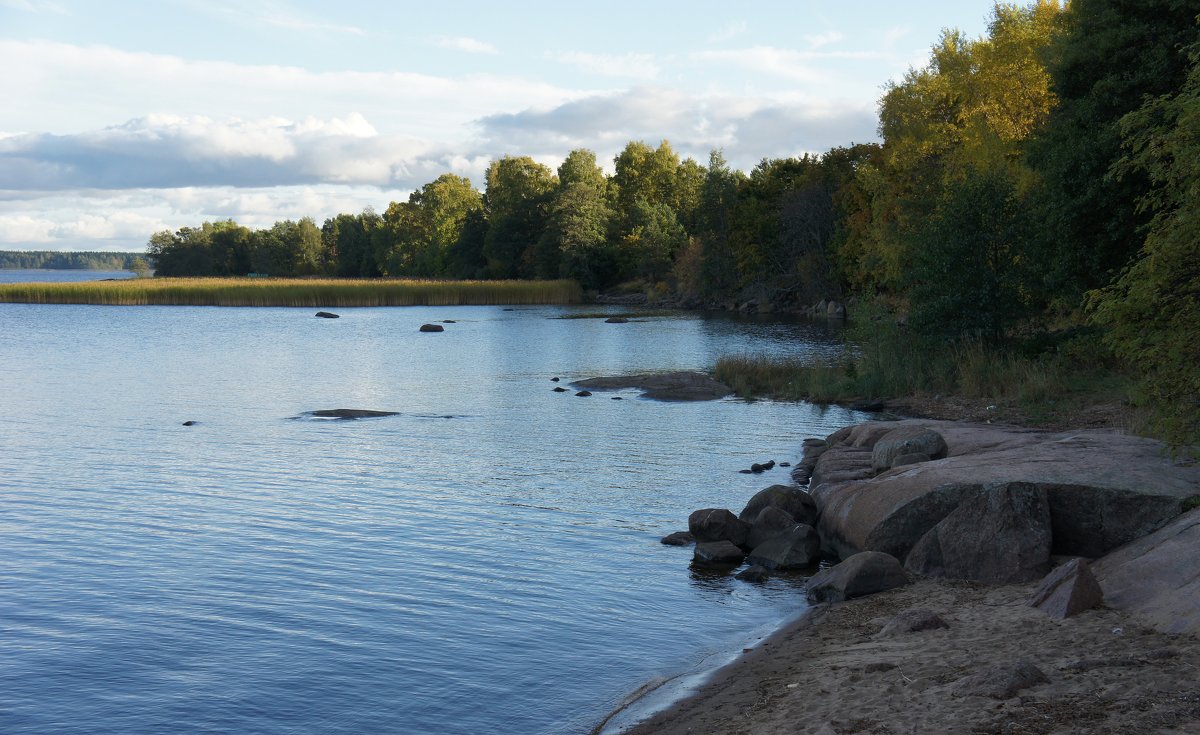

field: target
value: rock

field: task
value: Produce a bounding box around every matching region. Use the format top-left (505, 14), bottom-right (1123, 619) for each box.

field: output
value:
top-left (611, 396), bottom-right (623, 400)
top-left (604, 316), bottom-right (629, 323)
top-left (951, 662), bottom-right (1048, 699)
top-left (1028, 558), bottom-right (1104, 619)
top-left (419, 323), bottom-right (444, 332)
top-left (738, 485), bottom-right (818, 526)
top-left (572, 371), bottom-right (733, 401)
top-left (688, 508), bottom-right (751, 547)
top-left (736, 565), bottom-right (771, 583)
top-left (876, 609), bottom-right (949, 637)
top-left (762, 460), bottom-right (776, 470)
top-left (552, 387), bottom-right (568, 392)
top-left (314, 311), bottom-right (339, 318)
top-left (891, 452), bottom-right (931, 467)
top-left (1094, 507), bottom-right (1200, 634)
top-left (747, 506), bottom-right (802, 550)
top-left (747, 524), bottom-right (821, 570)
top-left (550, 377), bottom-right (560, 382)
top-left (806, 551), bottom-right (909, 603)
top-left (827, 301), bottom-right (846, 318)
top-left (182, 420), bottom-right (197, 426)
top-left (693, 540), bottom-right (746, 566)
top-left (906, 482), bottom-right (1052, 584)
top-left (660, 531), bottom-right (695, 546)
top-left (303, 409), bottom-right (400, 420)
top-left (779, 462), bottom-right (791, 467)
top-left (750, 463), bottom-right (766, 473)
top-left (871, 427), bottom-right (947, 471)
top-left (442, 319), bottom-right (456, 323)
top-left (811, 420), bottom-right (1200, 562)
top-left (575, 390), bottom-right (592, 397)
top-left (739, 469), bottom-right (753, 474)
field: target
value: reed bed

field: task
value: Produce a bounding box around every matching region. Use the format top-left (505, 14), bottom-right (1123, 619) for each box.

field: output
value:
top-left (0, 277), bottom-right (583, 307)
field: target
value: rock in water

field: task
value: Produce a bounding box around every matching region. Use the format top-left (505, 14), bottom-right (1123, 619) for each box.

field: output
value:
top-left (746, 525), bottom-right (821, 570)
top-left (806, 551), bottom-right (909, 603)
top-left (688, 508), bottom-right (751, 547)
top-left (315, 311), bottom-right (339, 318)
top-left (552, 386), bottom-right (568, 392)
top-left (604, 317), bottom-right (629, 323)
top-left (575, 390), bottom-right (592, 397)
top-left (738, 485), bottom-right (818, 526)
top-left (746, 506), bottom-right (799, 550)
top-left (304, 409), bottom-right (400, 420)
top-left (182, 420), bottom-right (197, 426)
top-left (1028, 558), bottom-right (1104, 619)
top-left (736, 565), bottom-right (771, 583)
top-left (660, 531), bottom-right (695, 546)
top-left (419, 323), bottom-right (445, 332)
top-left (693, 540), bottom-right (746, 566)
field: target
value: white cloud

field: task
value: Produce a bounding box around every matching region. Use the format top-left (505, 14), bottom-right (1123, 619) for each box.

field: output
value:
top-left (708, 20), bottom-right (747, 43)
top-left (804, 31), bottom-right (845, 49)
top-left (0, 40), bottom-right (588, 140)
top-left (436, 36), bottom-right (498, 54)
top-left (545, 51), bottom-right (661, 80)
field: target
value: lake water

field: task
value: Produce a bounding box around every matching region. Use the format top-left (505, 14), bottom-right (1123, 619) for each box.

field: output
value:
top-left (0, 269), bottom-right (136, 284)
top-left (0, 302), bottom-right (862, 734)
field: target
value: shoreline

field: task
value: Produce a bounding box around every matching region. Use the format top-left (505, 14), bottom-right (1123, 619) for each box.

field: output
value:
top-left (601, 578), bottom-right (1200, 734)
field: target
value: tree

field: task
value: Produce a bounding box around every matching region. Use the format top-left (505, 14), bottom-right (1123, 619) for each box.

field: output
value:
top-left (481, 156), bottom-right (556, 279)
top-left (1091, 44), bottom-right (1200, 448)
top-left (1027, 0), bottom-right (1200, 303)
top-left (129, 256), bottom-right (151, 278)
top-left (540, 149), bottom-right (616, 288)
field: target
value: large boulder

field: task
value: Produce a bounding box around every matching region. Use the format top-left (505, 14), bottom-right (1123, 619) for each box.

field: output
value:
top-left (905, 482), bottom-right (1052, 584)
top-left (811, 420), bottom-right (1200, 562)
top-left (746, 524), bottom-right (821, 570)
top-left (738, 485), bottom-right (818, 526)
top-left (746, 506), bottom-right (800, 550)
top-left (871, 426), bottom-right (947, 471)
top-left (688, 508), bottom-right (750, 547)
top-left (1028, 558), bottom-right (1104, 619)
top-left (1093, 507), bottom-right (1200, 635)
top-left (806, 551), bottom-right (909, 603)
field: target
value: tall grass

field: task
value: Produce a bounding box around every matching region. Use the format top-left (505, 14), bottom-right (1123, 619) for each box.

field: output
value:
top-left (0, 277), bottom-right (583, 307)
top-left (715, 315), bottom-right (1128, 420)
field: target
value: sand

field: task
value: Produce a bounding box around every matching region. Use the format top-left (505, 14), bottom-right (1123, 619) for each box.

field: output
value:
top-left (605, 579), bottom-right (1200, 734)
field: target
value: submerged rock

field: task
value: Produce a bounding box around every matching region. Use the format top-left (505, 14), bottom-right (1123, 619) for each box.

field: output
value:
top-left (314, 311), bottom-right (339, 319)
top-left (552, 387), bottom-right (568, 392)
top-left (182, 420), bottom-right (197, 426)
top-left (736, 565), bottom-right (771, 583)
top-left (572, 371), bottom-right (733, 401)
top-left (575, 390), bottom-right (592, 397)
top-left (660, 531), bottom-right (695, 546)
top-left (300, 409), bottom-right (400, 420)
top-left (419, 323), bottom-right (445, 332)
top-left (604, 316), bottom-right (630, 323)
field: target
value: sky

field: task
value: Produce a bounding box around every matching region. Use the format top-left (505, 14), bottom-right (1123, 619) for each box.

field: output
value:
top-left (0, 0), bottom-right (1000, 252)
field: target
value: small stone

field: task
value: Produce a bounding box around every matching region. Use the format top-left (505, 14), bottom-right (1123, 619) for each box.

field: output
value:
top-left (314, 311), bottom-right (339, 318)
top-left (550, 377), bottom-right (560, 382)
top-left (1028, 558), bottom-right (1104, 619)
top-left (442, 320), bottom-right (456, 323)
top-left (575, 390), bottom-right (592, 397)
top-left (611, 396), bottom-right (623, 400)
top-left (604, 317), bottom-right (629, 323)
top-left (552, 387), bottom-right (568, 392)
top-left (182, 420), bottom-right (197, 426)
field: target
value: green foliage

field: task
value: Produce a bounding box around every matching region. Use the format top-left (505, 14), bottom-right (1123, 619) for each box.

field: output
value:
top-left (0, 250), bottom-right (146, 271)
top-left (907, 168), bottom-right (1036, 340)
top-left (1026, 0), bottom-right (1200, 303)
top-left (482, 156), bottom-right (556, 279)
top-left (1091, 44), bottom-right (1200, 450)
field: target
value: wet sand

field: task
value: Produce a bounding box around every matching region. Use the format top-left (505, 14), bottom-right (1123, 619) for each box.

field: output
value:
top-left (604, 579), bottom-right (1200, 734)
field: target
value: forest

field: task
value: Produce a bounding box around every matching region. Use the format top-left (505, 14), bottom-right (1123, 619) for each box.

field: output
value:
top-left (0, 250), bottom-right (146, 271)
top-left (144, 0), bottom-right (1200, 447)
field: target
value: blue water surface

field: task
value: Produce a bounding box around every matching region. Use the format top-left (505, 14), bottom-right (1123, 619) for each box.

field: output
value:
top-left (0, 304), bottom-right (861, 734)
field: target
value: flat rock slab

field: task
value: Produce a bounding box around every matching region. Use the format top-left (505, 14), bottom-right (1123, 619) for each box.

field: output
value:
top-left (811, 420), bottom-right (1200, 562)
top-left (572, 371), bottom-right (733, 401)
top-left (296, 409), bottom-right (400, 420)
top-left (1094, 507), bottom-right (1200, 635)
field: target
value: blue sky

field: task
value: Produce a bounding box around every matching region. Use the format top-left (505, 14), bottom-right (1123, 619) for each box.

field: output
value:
top-left (0, 0), bottom-right (998, 251)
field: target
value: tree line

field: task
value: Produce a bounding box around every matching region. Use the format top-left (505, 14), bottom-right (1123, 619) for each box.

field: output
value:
top-left (0, 250), bottom-right (145, 271)
top-left (146, 0), bottom-right (1200, 445)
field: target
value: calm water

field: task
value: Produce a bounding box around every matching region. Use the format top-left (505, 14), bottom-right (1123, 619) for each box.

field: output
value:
top-left (0, 269), bottom-right (136, 283)
top-left (0, 303), bottom-right (861, 734)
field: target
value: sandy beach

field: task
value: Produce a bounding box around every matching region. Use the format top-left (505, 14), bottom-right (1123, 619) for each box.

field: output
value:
top-left (608, 578), bottom-right (1200, 734)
